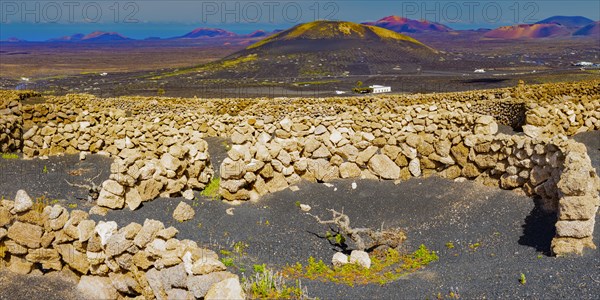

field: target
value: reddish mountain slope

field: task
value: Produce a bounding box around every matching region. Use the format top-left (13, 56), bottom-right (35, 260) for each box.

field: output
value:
top-left (363, 16), bottom-right (452, 33)
top-left (483, 24), bottom-right (571, 39)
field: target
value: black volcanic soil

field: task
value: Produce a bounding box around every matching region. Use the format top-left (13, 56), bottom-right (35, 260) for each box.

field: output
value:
top-left (0, 131), bottom-right (599, 299)
top-left (0, 270), bottom-right (83, 300)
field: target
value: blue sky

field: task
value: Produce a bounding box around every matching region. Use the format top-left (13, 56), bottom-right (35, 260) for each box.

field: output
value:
top-left (1, 0), bottom-right (599, 40)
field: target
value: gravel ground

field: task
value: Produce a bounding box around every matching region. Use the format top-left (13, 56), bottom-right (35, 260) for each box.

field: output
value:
top-left (0, 131), bottom-right (598, 299)
top-left (0, 154), bottom-right (111, 209)
top-left (0, 270), bottom-right (83, 300)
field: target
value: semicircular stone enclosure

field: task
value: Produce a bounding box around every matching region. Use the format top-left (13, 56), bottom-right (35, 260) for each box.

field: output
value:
top-left (0, 80), bottom-right (599, 297)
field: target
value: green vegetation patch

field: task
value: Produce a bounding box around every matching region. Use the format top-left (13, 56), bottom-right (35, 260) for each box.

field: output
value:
top-left (200, 177), bottom-right (221, 200)
top-left (294, 80), bottom-right (340, 86)
top-left (282, 245), bottom-right (438, 287)
top-left (243, 264), bottom-right (309, 299)
top-left (150, 54), bottom-right (258, 79)
top-left (1, 153), bottom-right (18, 159)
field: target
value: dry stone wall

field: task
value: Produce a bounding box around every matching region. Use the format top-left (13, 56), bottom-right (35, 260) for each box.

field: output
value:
top-left (0, 94), bottom-right (22, 153)
top-left (0, 190), bottom-right (244, 299)
top-left (0, 79), bottom-right (599, 257)
top-left (218, 122), bottom-right (600, 256)
top-left (524, 96), bottom-right (600, 137)
top-left (16, 99), bottom-right (215, 210)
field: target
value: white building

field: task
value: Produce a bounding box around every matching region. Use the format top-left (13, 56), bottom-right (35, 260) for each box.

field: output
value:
top-left (370, 85), bottom-right (391, 94)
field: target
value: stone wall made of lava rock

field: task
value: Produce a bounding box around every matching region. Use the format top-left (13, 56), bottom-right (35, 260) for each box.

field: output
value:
top-left (16, 100), bottom-right (215, 210)
top-left (219, 125), bottom-right (600, 255)
top-left (1, 79), bottom-right (599, 256)
top-left (0, 190), bottom-right (244, 299)
top-left (0, 94), bottom-right (23, 153)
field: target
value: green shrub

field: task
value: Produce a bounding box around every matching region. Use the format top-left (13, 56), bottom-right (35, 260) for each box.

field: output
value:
top-left (1, 153), bottom-right (18, 159)
top-left (520, 273), bottom-right (527, 285)
top-left (200, 177), bottom-right (221, 200)
top-left (221, 257), bottom-right (235, 267)
top-left (283, 245), bottom-right (438, 287)
top-left (243, 265), bottom-right (309, 299)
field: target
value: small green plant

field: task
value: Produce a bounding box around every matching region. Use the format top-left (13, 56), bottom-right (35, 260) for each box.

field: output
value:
top-left (283, 245), bottom-right (438, 287)
top-left (233, 241), bottom-right (249, 256)
top-left (437, 288), bottom-right (461, 299)
top-left (42, 165), bottom-right (48, 174)
top-left (519, 273), bottom-right (526, 285)
top-left (1, 153), bottom-right (18, 159)
top-left (410, 244), bottom-right (439, 266)
top-left (220, 249), bottom-right (232, 256)
top-left (295, 201), bottom-right (301, 207)
top-left (537, 254), bottom-right (543, 259)
top-left (468, 242), bottom-right (481, 251)
top-left (157, 88), bottom-right (165, 96)
top-left (50, 199), bottom-right (60, 205)
top-left (200, 177), bottom-right (221, 200)
top-left (221, 257), bottom-right (235, 267)
top-left (67, 203), bottom-right (78, 209)
top-left (221, 141), bottom-right (232, 151)
top-left (191, 197), bottom-right (199, 207)
top-left (325, 231), bottom-right (346, 245)
top-left (33, 195), bottom-right (50, 213)
top-left (253, 264), bottom-right (267, 273)
top-left (445, 242), bottom-right (455, 249)
top-left (197, 222), bottom-right (203, 229)
top-left (243, 265), bottom-right (309, 299)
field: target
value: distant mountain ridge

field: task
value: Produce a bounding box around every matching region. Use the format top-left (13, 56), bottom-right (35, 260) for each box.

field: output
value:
top-left (177, 28), bottom-right (237, 39)
top-left (482, 15), bottom-right (598, 39)
top-left (363, 16), bottom-right (453, 33)
top-left (4, 15), bottom-right (597, 42)
top-left (48, 33), bottom-right (85, 42)
top-left (42, 28), bottom-right (276, 42)
top-left (573, 21), bottom-right (600, 37)
top-left (48, 31), bottom-right (131, 42)
top-left (483, 23), bottom-right (572, 39)
top-left (536, 16), bottom-right (595, 27)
